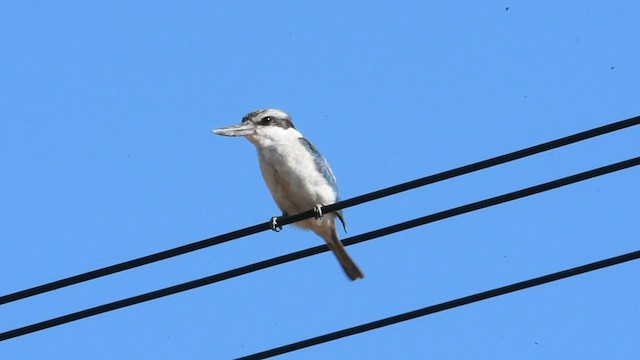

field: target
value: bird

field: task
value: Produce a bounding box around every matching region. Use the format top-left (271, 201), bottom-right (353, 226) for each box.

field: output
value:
top-left (211, 109), bottom-right (364, 281)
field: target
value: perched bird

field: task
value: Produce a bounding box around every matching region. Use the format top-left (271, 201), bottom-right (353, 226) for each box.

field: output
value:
top-left (212, 109), bottom-right (364, 280)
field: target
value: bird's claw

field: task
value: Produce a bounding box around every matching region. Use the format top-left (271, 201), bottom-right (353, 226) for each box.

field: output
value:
top-left (270, 217), bottom-right (282, 232)
top-left (313, 204), bottom-right (324, 220)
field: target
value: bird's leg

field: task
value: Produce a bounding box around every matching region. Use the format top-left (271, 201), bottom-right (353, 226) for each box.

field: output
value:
top-left (270, 217), bottom-right (282, 232)
top-left (313, 204), bottom-right (324, 220)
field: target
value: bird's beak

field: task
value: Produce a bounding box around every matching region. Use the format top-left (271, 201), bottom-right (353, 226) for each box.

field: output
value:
top-left (211, 122), bottom-right (257, 137)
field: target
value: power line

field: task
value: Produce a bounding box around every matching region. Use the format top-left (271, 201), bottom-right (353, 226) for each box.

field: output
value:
top-left (1, 156), bottom-right (637, 342)
top-left (1, 115), bottom-right (638, 306)
top-left (238, 249), bottom-right (640, 360)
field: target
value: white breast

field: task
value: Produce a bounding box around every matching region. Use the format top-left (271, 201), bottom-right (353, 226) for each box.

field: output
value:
top-left (248, 127), bottom-right (337, 217)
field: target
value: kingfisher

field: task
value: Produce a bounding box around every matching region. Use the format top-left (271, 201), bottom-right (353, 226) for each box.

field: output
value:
top-left (211, 109), bottom-right (364, 281)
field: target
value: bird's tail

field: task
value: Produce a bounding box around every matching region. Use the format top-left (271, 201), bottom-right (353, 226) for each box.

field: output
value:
top-left (325, 230), bottom-right (364, 281)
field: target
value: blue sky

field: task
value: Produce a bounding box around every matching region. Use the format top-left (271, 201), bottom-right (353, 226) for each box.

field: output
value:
top-left (1, 1), bottom-right (639, 359)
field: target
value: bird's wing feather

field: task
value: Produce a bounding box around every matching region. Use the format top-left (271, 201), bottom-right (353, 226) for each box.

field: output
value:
top-left (298, 138), bottom-right (347, 232)
top-left (298, 138), bottom-right (337, 191)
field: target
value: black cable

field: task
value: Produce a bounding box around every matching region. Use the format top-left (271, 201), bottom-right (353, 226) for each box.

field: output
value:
top-left (1, 156), bottom-right (637, 342)
top-left (238, 249), bottom-right (640, 360)
top-left (1, 115), bottom-right (638, 306)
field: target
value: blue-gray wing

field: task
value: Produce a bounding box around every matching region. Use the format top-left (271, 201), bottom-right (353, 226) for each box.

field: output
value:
top-left (298, 138), bottom-right (338, 193)
top-left (298, 138), bottom-right (347, 232)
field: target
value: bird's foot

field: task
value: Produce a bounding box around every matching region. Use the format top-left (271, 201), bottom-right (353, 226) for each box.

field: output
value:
top-left (270, 217), bottom-right (282, 232)
top-left (313, 204), bottom-right (324, 220)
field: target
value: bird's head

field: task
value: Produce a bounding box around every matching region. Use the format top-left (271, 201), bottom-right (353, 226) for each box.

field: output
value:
top-left (212, 109), bottom-right (299, 147)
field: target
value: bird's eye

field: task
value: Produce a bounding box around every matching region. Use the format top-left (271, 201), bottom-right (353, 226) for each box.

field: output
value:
top-left (261, 116), bottom-right (273, 125)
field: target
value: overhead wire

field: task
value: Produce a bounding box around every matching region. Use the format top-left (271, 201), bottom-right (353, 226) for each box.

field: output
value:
top-left (1, 156), bottom-right (638, 341)
top-left (237, 249), bottom-right (640, 360)
top-left (1, 115), bottom-right (639, 306)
